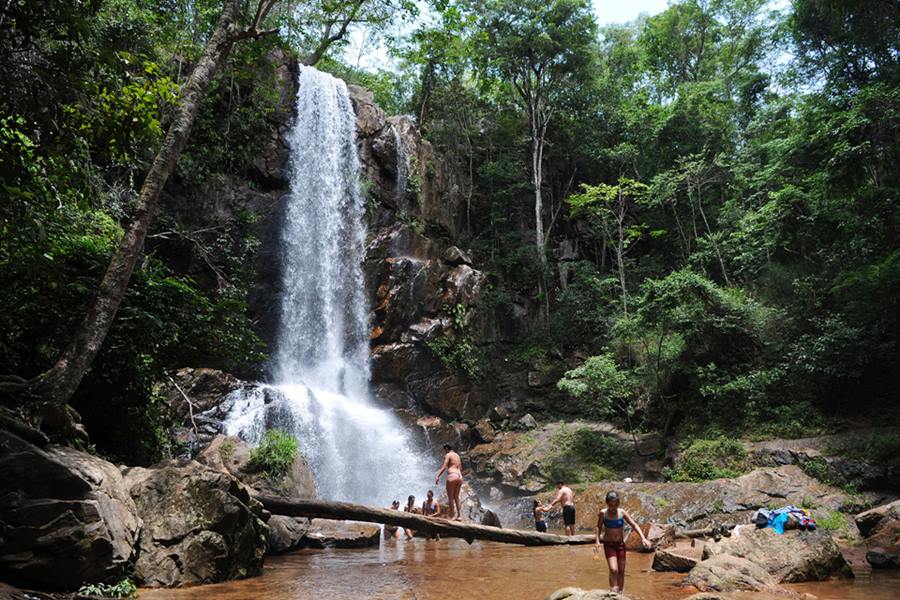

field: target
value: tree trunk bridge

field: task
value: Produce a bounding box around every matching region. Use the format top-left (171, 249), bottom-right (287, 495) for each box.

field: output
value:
top-left (256, 496), bottom-right (595, 546)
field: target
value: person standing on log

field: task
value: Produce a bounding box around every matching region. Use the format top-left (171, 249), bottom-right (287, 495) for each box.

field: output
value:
top-left (595, 491), bottom-right (650, 593)
top-left (545, 480), bottom-right (577, 536)
top-left (436, 443), bottom-right (464, 521)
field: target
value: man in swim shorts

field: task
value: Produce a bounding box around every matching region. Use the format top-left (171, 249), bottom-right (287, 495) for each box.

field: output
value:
top-left (546, 480), bottom-right (576, 536)
top-left (436, 443), bottom-right (464, 521)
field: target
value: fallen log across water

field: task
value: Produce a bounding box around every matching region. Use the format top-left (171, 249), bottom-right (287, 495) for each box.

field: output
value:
top-left (256, 495), bottom-right (595, 546)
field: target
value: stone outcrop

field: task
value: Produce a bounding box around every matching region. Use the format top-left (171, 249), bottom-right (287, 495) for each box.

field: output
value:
top-left (702, 526), bottom-right (852, 583)
top-left (345, 83), bottom-right (505, 425)
top-left (196, 434), bottom-right (316, 499)
top-left (746, 431), bottom-right (900, 492)
top-left (0, 430), bottom-right (140, 590)
top-left (504, 465), bottom-right (859, 532)
top-left (122, 461), bottom-right (268, 587)
top-left (856, 500), bottom-right (900, 569)
top-left (468, 421), bottom-right (652, 495)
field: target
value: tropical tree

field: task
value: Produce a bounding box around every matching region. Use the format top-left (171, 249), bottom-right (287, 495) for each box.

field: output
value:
top-left (475, 0), bottom-right (597, 259)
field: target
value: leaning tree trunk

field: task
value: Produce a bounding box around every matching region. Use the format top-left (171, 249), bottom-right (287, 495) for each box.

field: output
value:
top-left (256, 495), bottom-right (596, 546)
top-left (27, 0), bottom-right (245, 405)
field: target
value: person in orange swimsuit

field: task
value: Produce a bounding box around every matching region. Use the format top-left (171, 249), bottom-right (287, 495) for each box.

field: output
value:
top-left (435, 443), bottom-right (464, 521)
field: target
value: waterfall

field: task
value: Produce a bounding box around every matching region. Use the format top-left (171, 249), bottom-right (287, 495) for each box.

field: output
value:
top-left (221, 66), bottom-right (428, 504)
top-left (392, 121), bottom-right (407, 204)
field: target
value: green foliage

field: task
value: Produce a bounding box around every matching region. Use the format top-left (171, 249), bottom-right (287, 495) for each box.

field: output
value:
top-left (558, 353), bottom-right (636, 420)
top-left (426, 335), bottom-right (483, 380)
top-left (77, 578), bottom-right (137, 598)
top-left (827, 433), bottom-right (900, 470)
top-left (543, 426), bottom-right (630, 485)
top-left (426, 303), bottom-right (484, 379)
top-left (664, 437), bottom-right (750, 482)
top-left (816, 510), bottom-right (850, 533)
top-left (249, 429), bottom-right (298, 480)
top-left (219, 439), bottom-right (237, 463)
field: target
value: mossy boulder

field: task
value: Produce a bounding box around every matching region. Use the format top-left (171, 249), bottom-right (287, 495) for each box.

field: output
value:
top-left (122, 460), bottom-right (268, 587)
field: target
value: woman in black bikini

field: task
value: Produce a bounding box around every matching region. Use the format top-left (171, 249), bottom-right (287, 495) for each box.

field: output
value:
top-left (595, 491), bottom-right (651, 593)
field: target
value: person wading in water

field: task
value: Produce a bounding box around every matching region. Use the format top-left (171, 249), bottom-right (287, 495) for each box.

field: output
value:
top-left (595, 491), bottom-right (651, 593)
top-left (435, 443), bottom-right (464, 521)
top-left (545, 480), bottom-right (577, 536)
top-left (422, 489), bottom-right (443, 540)
top-left (403, 495), bottom-right (420, 540)
top-left (383, 500), bottom-right (402, 539)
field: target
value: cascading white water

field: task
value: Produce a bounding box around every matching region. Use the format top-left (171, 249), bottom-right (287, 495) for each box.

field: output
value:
top-left (222, 66), bottom-right (427, 504)
top-left (392, 122), bottom-right (407, 204)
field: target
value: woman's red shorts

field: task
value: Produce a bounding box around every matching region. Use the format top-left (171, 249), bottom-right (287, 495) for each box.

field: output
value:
top-left (603, 542), bottom-right (626, 562)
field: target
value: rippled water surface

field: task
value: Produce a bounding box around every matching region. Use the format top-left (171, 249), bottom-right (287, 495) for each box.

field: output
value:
top-left (141, 538), bottom-right (900, 600)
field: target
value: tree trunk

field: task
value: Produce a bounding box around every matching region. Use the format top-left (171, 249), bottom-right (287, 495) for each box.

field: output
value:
top-left (532, 128), bottom-right (545, 255)
top-left (25, 0), bottom-right (245, 405)
top-left (256, 495), bottom-right (596, 546)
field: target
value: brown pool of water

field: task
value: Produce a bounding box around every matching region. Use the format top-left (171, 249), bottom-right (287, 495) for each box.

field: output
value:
top-left (141, 538), bottom-right (900, 600)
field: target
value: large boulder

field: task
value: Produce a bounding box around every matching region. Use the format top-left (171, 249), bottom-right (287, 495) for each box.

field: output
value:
top-left (266, 515), bottom-right (309, 554)
top-left (122, 461), bottom-right (268, 587)
top-left (856, 500), bottom-right (900, 569)
top-left (0, 429), bottom-right (140, 591)
top-left (626, 522), bottom-right (675, 551)
top-left (702, 526), bottom-right (852, 582)
top-left (652, 548), bottom-right (700, 572)
top-left (684, 554), bottom-right (776, 592)
top-left (856, 499), bottom-right (900, 537)
top-left (196, 434), bottom-right (316, 499)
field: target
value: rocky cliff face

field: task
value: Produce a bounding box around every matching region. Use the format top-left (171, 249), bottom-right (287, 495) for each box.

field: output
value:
top-left (347, 85), bottom-right (492, 423)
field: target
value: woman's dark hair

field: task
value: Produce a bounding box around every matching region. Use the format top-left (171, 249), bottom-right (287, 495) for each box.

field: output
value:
top-left (443, 443), bottom-right (453, 451)
top-left (533, 499), bottom-right (540, 508)
top-left (605, 491), bottom-right (620, 503)
top-left (408, 495), bottom-right (415, 503)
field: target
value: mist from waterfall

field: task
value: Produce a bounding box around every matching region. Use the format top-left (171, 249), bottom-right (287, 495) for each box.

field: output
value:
top-left (222, 66), bottom-right (428, 505)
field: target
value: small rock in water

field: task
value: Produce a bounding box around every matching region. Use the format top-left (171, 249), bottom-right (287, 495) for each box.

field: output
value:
top-left (623, 477), bottom-right (633, 483)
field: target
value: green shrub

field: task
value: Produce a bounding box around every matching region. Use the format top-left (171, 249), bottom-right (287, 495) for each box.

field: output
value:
top-left (77, 578), bottom-right (137, 598)
top-left (543, 427), bottom-right (631, 486)
top-left (664, 437), bottom-right (749, 482)
top-left (219, 439), bottom-right (236, 462)
top-left (249, 429), bottom-right (298, 479)
top-left (827, 433), bottom-right (900, 470)
top-left (817, 511), bottom-right (849, 532)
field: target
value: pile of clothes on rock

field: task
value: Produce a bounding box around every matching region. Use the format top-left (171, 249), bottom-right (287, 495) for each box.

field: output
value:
top-left (752, 505), bottom-right (817, 534)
